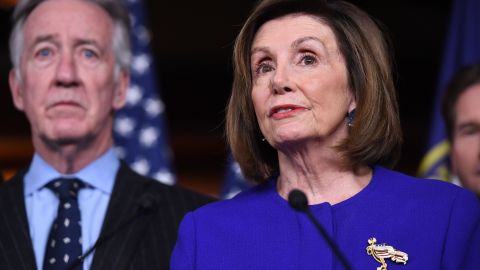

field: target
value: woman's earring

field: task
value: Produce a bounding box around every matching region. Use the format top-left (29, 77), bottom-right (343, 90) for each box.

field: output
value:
top-left (347, 108), bottom-right (356, 127)
top-left (261, 137), bottom-right (266, 142)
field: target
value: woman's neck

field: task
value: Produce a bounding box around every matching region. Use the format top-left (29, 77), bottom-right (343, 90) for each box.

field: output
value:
top-left (276, 146), bottom-right (372, 205)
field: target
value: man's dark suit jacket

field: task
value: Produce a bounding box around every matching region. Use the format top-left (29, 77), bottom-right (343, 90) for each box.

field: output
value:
top-left (0, 162), bottom-right (213, 270)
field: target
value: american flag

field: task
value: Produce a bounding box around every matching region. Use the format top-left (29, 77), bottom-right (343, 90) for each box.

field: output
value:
top-left (113, 0), bottom-right (175, 185)
top-left (222, 154), bottom-right (251, 199)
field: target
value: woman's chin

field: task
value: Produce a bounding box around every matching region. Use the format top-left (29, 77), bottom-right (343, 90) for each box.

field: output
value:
top-left (271, 134), bottom-right (314, 149)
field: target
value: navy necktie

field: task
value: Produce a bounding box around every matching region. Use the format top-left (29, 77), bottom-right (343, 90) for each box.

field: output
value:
top-left (43, 178), bottom-right (85, 270)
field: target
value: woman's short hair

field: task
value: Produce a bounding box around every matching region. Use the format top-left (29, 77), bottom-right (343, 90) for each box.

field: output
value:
top-left (226, 0), bottom-right (402, 182)
top-left (442, 64), bottom-right (480, 141)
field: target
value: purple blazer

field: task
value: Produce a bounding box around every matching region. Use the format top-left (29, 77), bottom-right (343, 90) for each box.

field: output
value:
top-left (172, 166), bottom-right (480, 270)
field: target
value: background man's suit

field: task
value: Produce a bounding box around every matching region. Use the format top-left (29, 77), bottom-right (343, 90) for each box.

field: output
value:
top-left (0, 163), bottom-right (212, 270)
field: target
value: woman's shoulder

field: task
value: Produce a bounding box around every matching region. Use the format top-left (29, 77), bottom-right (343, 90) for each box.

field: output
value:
top-left (374, 166), bottom-right (479, 207)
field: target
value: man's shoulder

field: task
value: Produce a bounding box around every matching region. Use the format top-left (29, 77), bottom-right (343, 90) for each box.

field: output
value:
top-left (0, 170), bottom-right (26, 205)
top-left (146, 178), bottom-right (215, 209)
top-left (115, 163), bottom-right (214, 211)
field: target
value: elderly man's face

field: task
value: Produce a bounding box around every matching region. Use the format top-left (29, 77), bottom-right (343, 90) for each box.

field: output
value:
top-left (9, 0), bottom-right (128, 148)
top-left (451, 83), bottom-right (480, 195)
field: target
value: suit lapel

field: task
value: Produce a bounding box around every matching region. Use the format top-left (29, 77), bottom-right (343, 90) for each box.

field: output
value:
top-left (0, 171), bottom-right (38, 270)
top-left (90, 163), bottom-right (155, 270)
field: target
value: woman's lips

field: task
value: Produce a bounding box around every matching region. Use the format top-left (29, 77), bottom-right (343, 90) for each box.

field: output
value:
top-left (269, 104), bottom-right (307, 119)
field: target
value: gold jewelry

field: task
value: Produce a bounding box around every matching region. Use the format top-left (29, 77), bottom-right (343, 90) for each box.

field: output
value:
top-left (366, 237), bottom-right (408, 270)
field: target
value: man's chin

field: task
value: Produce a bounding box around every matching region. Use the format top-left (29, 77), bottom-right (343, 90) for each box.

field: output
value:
top-left (40, 132), bottom-right (95, 149)
top-left (53, 137), bottom-right (84, 146)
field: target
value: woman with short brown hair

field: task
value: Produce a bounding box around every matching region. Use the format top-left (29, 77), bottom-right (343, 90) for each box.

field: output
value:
top-left (172, 1), bottom-right (480, 269)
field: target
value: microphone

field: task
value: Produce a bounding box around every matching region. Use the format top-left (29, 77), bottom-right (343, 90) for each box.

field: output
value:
top-left (67, 192), bottom-right (158, 270)
top-left (288, 189), bottom-right (354, 270)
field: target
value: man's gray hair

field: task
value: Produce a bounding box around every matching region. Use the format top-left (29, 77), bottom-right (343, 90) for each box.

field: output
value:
top-left (9, 0), bottom-right (132, 79)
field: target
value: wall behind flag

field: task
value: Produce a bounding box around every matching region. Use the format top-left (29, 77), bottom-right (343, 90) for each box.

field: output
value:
top-left (0, 0), bottom-right (453, 196)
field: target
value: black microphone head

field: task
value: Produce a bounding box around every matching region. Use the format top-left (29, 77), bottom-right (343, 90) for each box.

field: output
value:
top-left (288, 189), bottom-right (309, 212)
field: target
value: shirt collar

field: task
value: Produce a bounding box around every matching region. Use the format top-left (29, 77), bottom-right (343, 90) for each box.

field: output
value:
top-left (24, 147), bottom-right (120, 196)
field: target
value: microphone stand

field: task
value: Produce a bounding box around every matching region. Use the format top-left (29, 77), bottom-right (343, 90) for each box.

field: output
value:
top-left (288, 189), bottom-right (354, 270)
top-left (66, 192), bottom-right (158, 270)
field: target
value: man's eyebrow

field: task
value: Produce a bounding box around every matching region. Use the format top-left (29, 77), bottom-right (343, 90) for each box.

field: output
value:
top-left (30, 35), bottom-right (103, 48)
top-left (34, 34), bottom-right (57, 43)
top-left (29, 34), bottom-right (59, 49)
top-left (456, 121), bottom-right (480, 129)
top-left (74, 38), bottom-right (102, 48)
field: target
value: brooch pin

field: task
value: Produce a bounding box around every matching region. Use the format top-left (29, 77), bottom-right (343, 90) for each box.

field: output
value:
top-left (366, 237), bottom-right (408, 270)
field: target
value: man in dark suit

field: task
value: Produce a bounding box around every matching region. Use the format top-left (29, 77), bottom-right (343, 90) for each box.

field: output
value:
top-left (0, 0), bottom-right (212, 269)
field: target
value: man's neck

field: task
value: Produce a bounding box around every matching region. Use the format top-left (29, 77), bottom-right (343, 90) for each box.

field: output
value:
top-left (34, 136), bottom-right (114, 174)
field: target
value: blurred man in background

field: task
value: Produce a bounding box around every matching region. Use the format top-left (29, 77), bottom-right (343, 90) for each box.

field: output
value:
top-left (443, 63), bottom-right (480, 197)
top-left (0, 0), bottom-right (211, 269)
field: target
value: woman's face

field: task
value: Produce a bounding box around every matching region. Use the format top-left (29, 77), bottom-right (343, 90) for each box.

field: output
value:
top-left (250, 14), bottom-right (355, 150)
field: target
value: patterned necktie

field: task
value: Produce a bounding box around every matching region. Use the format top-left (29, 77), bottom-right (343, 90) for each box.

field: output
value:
top-left (43, 178), bottom-right (85, 270)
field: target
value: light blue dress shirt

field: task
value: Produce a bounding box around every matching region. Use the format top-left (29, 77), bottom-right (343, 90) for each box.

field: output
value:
top-left (24, 148), bottom-right (119, 270)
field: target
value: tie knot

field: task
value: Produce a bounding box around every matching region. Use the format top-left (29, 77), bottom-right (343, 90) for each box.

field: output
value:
top-left (46, 178), bottom-right (85, 200)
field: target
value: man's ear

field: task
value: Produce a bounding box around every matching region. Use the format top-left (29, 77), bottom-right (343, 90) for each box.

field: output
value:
top-left (9, 69), bottom-right (25, 111)
top-left (112, 69), bottom-right (129, 110)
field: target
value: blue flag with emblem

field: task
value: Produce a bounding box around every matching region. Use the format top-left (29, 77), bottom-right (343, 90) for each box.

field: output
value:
top-left (418, 0), bottom-right (480, 180)
top-left (113, 0), bottom-right (175, 185)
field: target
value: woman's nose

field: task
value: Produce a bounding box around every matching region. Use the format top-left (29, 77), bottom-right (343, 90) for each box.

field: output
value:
top-left (271, 65), bottom-right (294, 94)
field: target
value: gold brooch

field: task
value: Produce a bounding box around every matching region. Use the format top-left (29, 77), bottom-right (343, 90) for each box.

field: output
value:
top-left (366, 237), bottom-right (408, 270)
